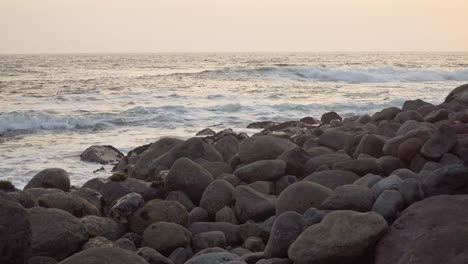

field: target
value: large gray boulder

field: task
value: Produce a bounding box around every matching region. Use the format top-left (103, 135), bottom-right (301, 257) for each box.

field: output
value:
top-left (100, 178), bottom-right (158, 205)
top-left (303, 170), bottom-right (360, 190)
top-left (233, 160), bottom-right (286, 183)
top-left (353, 134), bottom-right (385, 158)
top-left (277, 147), bottom-right (313, 177)
top-left (0, 194), bottom-right (31, 264)
top-left (24, 168), bottom-right (70, 191)
top-left (80, 145), bottom-right (123, 164)
top-left (321, 184), bottom-right (374, 212)
top-left (288, 210), bottom-right (388, 264)
top-left (372, 190), bottom-right (405, 223)
top-left (238, 136), bottom-right (296, 164)
top-left (264, 211), bottom-right (304, 258)
top-left (129, 200), bottom-right (188, 234)
top-left (234, 186), bottom-right (276, 223)
top-left (142, 222), bottom-right (192, 255)
top-left (80, 215), bottom-right (123, 241)
top-left (423, 164), bottom-right (468, 196)
top-left (166, 158), bottom-right (214, 204)
top-left (318, 130), bottom-right (350, 150)
top-left (200, 179), bottom-right (234, 218)
top-left (276, 181), bottom-right (332, 215)
top-left (29, 207), bottom-right (87, 260)
top-left (109, 192), bottom-right (144, 224)
top-left (72, 188), bottom-right (105, 213)
top-left (37, 192), bottom-right (101, 217)
top-left (58, 247), bottom-right (149, 264)
top-left (214, 135), bottom-right (239, 162)
top-left (420, 124), bottom-right (457, 159)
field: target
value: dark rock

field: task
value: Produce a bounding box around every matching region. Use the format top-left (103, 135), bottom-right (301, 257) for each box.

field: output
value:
top-left (321, 184), bottom-right (374, 212)
top-left (247, 121), bottom-right (278, 129)
top-left (409, 154), bottom-right (428, 173)
top-left (402, 99), bottom-right (432, 111)
top-left (81, 178), bottom-right (108, 192)
top-left (234, 186), bottom-right (276, 223)
top-left (215, 206), bottom-right (238, 224)
top-left (58, 247), bottom-right (148, 264)
top-left (276, 181), bottom-right (331, 215)
top-left (201, 162), bottom-right (233, 178)
top-left (169, 247), bottom-right (193, 264)
top-left (234, 160), bottom-right (286, 183)
top-left (302, 208), bottom-right (329, 227)
top-left (397, 137), bottom-right (424, 161)
top-left (238, 136), bottom-right (296, 164)
top-left (353, 134), bottom-right (385, 158)
top-left (142, 222), bottom-right (191, 255)
top-left (200, 179), bottom-right (234, 218)
top-left (188, 207), bottom-right (210, 225)
top-left (304, 153), bottom-right (351, 175)
top-left (277, 147), bottom-right (312, 177)
top-left (377, 156), bottom-right (406, 176)
top-left (184, 252), bottom-right (242, 264)
top-left (109, 192), bottom-right (144, 223)
top-left (82, 236), bottom-right (114, 250)
top-left (420, 124), bottom-right (457, 159)
top-left (166, 191), bottom-right (195, 212)
top-left (72, 188), bottom-right (104, 213)
top-left (399, 178), bottom-right (424, 206)
top-left (393, 110), bottom-right (423, 123)
top-left (321, 112), bottom-right (342, 124)
top-left (6, 190), bottom-right (35, 208)
top-left (318, 130), bottom-right (350, 150)
top-left (196, 128), bottom-right (216, 136)
top-left (372, 190), bottom-right (404, 223)
top-left (242, 252), bottom-right (264, 263)
top-left (332, 158), bottom-right (380, 176)
top-left (26, 256), bottom-right (58, 264)
top-left (300, 116), bottom-right (319, 125)
top-left (288, 210), bottom-right (388, 264)
top-left (189, 222), bottom-right (242, 246)
top-left (391, 168), bottom-right (419, 180)
top-left (243, 237), bottom-right (265, 252)
top-left (423, 109), bottom-right (449, 123)
top-left (24, 168), bottom-right (70, 191)
top-left (371, 107), bottom-right (401, 123)
top-left (166, 158), bottom-right (214, 204)
top-left (120, 232), bottom-right (143, 248)
top-left (305, 146), bottom-right (334, 156)
top-left (136, 247), bottom-right (174, 264)
top-left (274, 175), bottom-right (298, 195)
top-left (219, 174), bottom-right (241, 186)
top-left (372, 175), bottom-right (403, 197)
top-left (353, 174), bottom-right (383, 188)
top-left (114, 238), bottom-right (136, 251)
top-left (37, 192), bottom-right (101, 217)
top-left (29, 207), bottom-right (87, 260)
top-left (303, 170), bottom-right (360, 189)
top-left (423, 164), bottom-right (468, 196)
top-left (80, 145), bottom-right (123, 164)
top-left (129, 200), bottom-right (188, 234)
top-left (375, 195), bottom-right (468, 264)
top-left (264, 211), bottom-right (304, 258)
top-left (100, 177), bottom-right (158, 205)
top-left (80, 215), bottom-right (123, 241)
top-left (230, 247), bottom-right (252, 256)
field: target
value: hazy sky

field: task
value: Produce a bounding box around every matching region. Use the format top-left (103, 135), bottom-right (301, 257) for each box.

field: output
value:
top-left (1, 0), bottom-right (468, 53)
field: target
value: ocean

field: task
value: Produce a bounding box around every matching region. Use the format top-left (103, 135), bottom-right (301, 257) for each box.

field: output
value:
top-left (1, 52), bottom-right (468, 188)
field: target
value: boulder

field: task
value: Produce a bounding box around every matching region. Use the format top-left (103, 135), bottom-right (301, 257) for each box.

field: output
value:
top-left (215, 135), bottom-right (239, 162)
top-left (136, 247), bottom-right (174, 264)
top-left (200, 179), bottom-right (235, 218)
top-left (166, 191), bottom-right (195, 212)
top-left (248, 181), bottom-right (274, 195)
top-left (81, 178), bottom-right (108, 192)
top-left (37, 192), bottom-right (101, 217)
top-left (192, 231), bottom-right (227, 253)
top-left (277, 147), bottom-right (313, 177)
top-left (234, 160), bottom-right (286, 183)
top-left (318, 130), bottom-right (350, 150)
top-left (169, 247), bottom-right (193, 264)
top-left (6, 190), bottom-right (35, 208)
top-left (129, 200), bottom-right (188, 234)
top-left (0, 194), bottom-right (31, 264)
top-left (304, 154), bottom-right (352, 175)
top-left (264, 211), bottom-right (304, 258)
top-left (29, 207), bottom-right (87, 260)
top-left (321, 184), bottom-right (374, 212)
top-left (72, 188), bottom-right (105, 213)
top-left (288, 211), bottom-right (388, 264)
top-left (375, 195), bottom-right (468, 264)
top-left (80, 215), bottom-right (123, 241)
top-left (215, 206), bottom-right (238, 224)
top-left (26, 256), bottom-right (58, 264)
top-left (305, 146), bottom-right (335, 156)
top-left (423, 164), bottom-right (468, 196)
top-left (276, 181), bottom-right (332, 215)
top-left (24, 168), bottom-right (70, 191)
top-left (184, 252), bottom-right (242, 264)
top-left (110, 192), bottom-right (144, 224)
top-left (82, 236), bottom-right (114, 250)
top-left (166, 158), bottom-right (214, 204)
top-left (402, 99), bottom-right (432, 111)
top-left (321, 112), bottom-right (342, 124)
top-left (242, 236), bottom-right (264, 252)
top-left (238, 136), bottom-right (296, 164)
top-left (394, 110), bottom-right (423, 123)
top-left (80, 145), bottom-right (123, 164)
top-left (189, 222), bottom-right (241, 246)
top-left (142, 222), bottom-right (191, 255)
top-left (274, 175), bottom-right (298, 195)
top-left (100, 178), bottom-right (158, 205)
top-left (234, 186), bottom-right (276, 223)
top-left (188, 207), bottom-right (210, 225)
top-left (201, 162), bottom-right (233, 179)
top-left (371, 107), bottom-right (401, 123)
top-left (372, 190), bottom-right (405, 223)
top-left (372, 175), bottom-right (403, 197)
top-left (58, 247), bottom-right (149, 264)
top-left (353, 174), bottom-right (383, 188)
top-left (377, 156), bottom-right (406, 176)
top-left (397, 137), bottom-right (424, 161)
top-left (332, 158), bottom-right (380, 176)
top-left (353, 134), bottom-right (385, 158)
top-left (303, 170), bottom-right (360, 189)
top-left (420, 124), bottom-right (457, 159)
top-left (423, 109), bottom-right (449, 123)
top-left (399, 178), bottom-right (424, 206)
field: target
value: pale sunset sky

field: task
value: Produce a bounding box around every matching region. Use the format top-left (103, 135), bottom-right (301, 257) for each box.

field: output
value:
top-left (1, 0), bottom-right (467, 53)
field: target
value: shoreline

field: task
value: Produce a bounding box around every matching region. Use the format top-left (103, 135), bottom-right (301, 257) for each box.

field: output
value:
top-left (1, 83), bottom-right (468, 263)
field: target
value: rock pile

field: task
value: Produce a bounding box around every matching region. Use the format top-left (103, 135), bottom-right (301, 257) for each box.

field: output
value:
top-left (1, 84), bottom-right (468, 263)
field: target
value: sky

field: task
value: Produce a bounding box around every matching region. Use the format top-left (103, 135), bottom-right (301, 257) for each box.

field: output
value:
top-left (1, 0), bottom-right (468, 53)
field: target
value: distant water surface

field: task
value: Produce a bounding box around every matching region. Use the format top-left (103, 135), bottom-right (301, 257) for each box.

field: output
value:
top-left (1, 52), bottom-right (467, 187)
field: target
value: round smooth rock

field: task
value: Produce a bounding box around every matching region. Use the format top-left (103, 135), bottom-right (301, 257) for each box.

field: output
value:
top-left (200, 179), bottom-right (234, 218)
top-left (276, 181), bottom-right (332, 216)
top-left (58, 247), bottom-right (149, 264)
top-left (24, 168), bottom-right (70, 191)
top-left (129, 200), bottom-right (188, 234)
top-left (142, 222), bottom-right (191, 255)
top-left (264, 211), bottom-right (304, 258)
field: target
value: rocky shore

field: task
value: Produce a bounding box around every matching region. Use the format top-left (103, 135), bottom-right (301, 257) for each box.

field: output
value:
top-left (1, 84), bottom-right (468, 264)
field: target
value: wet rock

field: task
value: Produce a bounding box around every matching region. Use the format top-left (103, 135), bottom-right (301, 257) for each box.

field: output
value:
top-left (247, 121), bottom-right (278, 129)
top-left (321, 184), bottom-right (374, 212)
top-left (234, 186), bottom-right (276, 223)
top-left (192, 231), bottom-right (227, 253)
top-left (276, 181), bottom-right (331, 215)
top-left (37, 192), bottom-right (101, 217)
top-left (215, 206), bottom-right (238, 224)
top-left (188, 207), bottom-right (210, 225)
top-left (238, 136), bottom-right (296, 164)
top-left (423, 164), bottom-right (468, 196)
top-left (382, 127), bottom-right (433, 156)
top-left (420, 124), bottom-right (457, 159)
top-left (264, 211), bottom-right (304, 258)
top-left (375, 195), bottom-right (468, 264)
top-left (189, 222), bottom-right (242, 246)
top-left (288, 210), bottom-right (388, 264)
top-left (29, 207), bottom-right (87, 260)
top-left (136, 247), bottom-right (174, 264)
top-left (58, 247), bottom-right (148, 264)
top-left (215, 135), bottom-right (240, 162)
top-left (219, 174), bottom-right (242, 186)
top-left (24, 168), bottom-right (70, 192)
top-left (234, 160), bottom-right (286, 183)
top-left (242, 252), bottom-right (264, 263)
top-left (129, 200), bottom-right (188, 234)
top-left (166, 158), bottom-right (214, 204)
top-left (318, 130), bottom-right (350, 150)
top-left (142, 222), bottom-right (191, 255)
top-left (303, 170), bottom-right (360, 190)
top-left (305, 146), bottom-right (334, 156)
top-left (80, 215), bottom-right (123, 241)
top-left (80, 145), bottom-right (123, 164)
top-left (372, 190), bottom-right (404, 223)
top-left (321, 112), bottom-right (342, 124)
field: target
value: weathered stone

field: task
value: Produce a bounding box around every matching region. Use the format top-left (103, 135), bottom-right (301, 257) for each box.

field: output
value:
top-left (353, 174), bottom-right (383, 188)
top-left (100, 178), bottom-right (158, 205)
top-left (189, 222), bottom-right (242, 246)
top-left (201, 162), bottom-right (233, 179)
top-left (136, 247), bottom-right (174, 264)
top-left (353, 134), bottom-right (385, 158)
top-left (277, 147), bottom-right (312, 177)
top-left (6, 190), bottom-right (35, 208)
top-left (82, 236), bottom-right (114, 250)
top-left (58, 247), bottom-right (148, 264)
top-left (372, 175), bottom-right (403, 197)
top-left (302, 208), bottom-right (329, 227)
top-left (248, 181), bottom-right (274, 195)
top-left (391, 168), bottom-right (419, 180)
top-left (24, 168), bottom-right (70, 191)
top-left (109, 192), bottom-right (144, 224)
top-left (26, 256), bottom-right (58, 264)
top-left (80, 145), bottom-right (123, 164)
top-left (243, 236), bottom-right (264, 252)
top-left (72, 188), bottom-right (104, 213)
top-left (81, 178), bottom-right (108, 192)
top-left (142, 222), bottom-right (191, 255)
top-left (394, 110), bottom-right (423, 123)
top-left (129, 200), bottom-right (188, 234)
top-left (80, 215), bottom-right (123, 241)
top-left (321, 185), bottom-right (374, 212)
top-left (399, 178), bottom-right (424, 206)
top-left (423, 164), bottom-right (468, 196)
top-left (264, 211), bottom-right (304, 258)
top-left (424, 109), bottom-right (449, 123)
top-left (397, 137), bottom-right (423, 161)
top-left (184, 252), bottom-right (242, 264)
top-left (274, 175), bottom-right (298, 195)
top-left (215, 206), bottom-right (238, 224)
top-left (276, 181), bottom-right (331, 215)
top-left (169, 247), bottom-right (193, 264)
top-left (120, 232), bottom-right (143, 248)
top-left (37, 192), bottom-right (101, 217)
top-left (321, 112), bottom-right (342, 124)
top-left (420, 124), bottom-right (457, 159)
top-left (238, 136), bottom-right (296, 164)
top-left (318, 130), bottom-right (350, 150)
top-left (192, 231), bottom-right (227, 253)
top-left (215, 135), bottom-right (240, 162)
top-left (234, 160), bottom-right (286, 183)
top-left (234, 186), bottom-right (276, 223)
top-left (288, 210), bottom-right (388, 264)
top-left (332, 158), bottom-right (380, 176)
top-left (188, 207), bottom-right (210, 225)
top-left (304, 154), bottom-right (351, 174)
top-left (375, 195), bottom-right (468, 264)
top-left (166, 191), bottom-right (195, 212)
top-left (371, 107), bottom-right (401, 123)
top-left (372, 190), bottom-right (405, 222)
top-left (402, 99), bottom-right (432, 112)
top-left (303, 170), bottom-right (360, 190)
